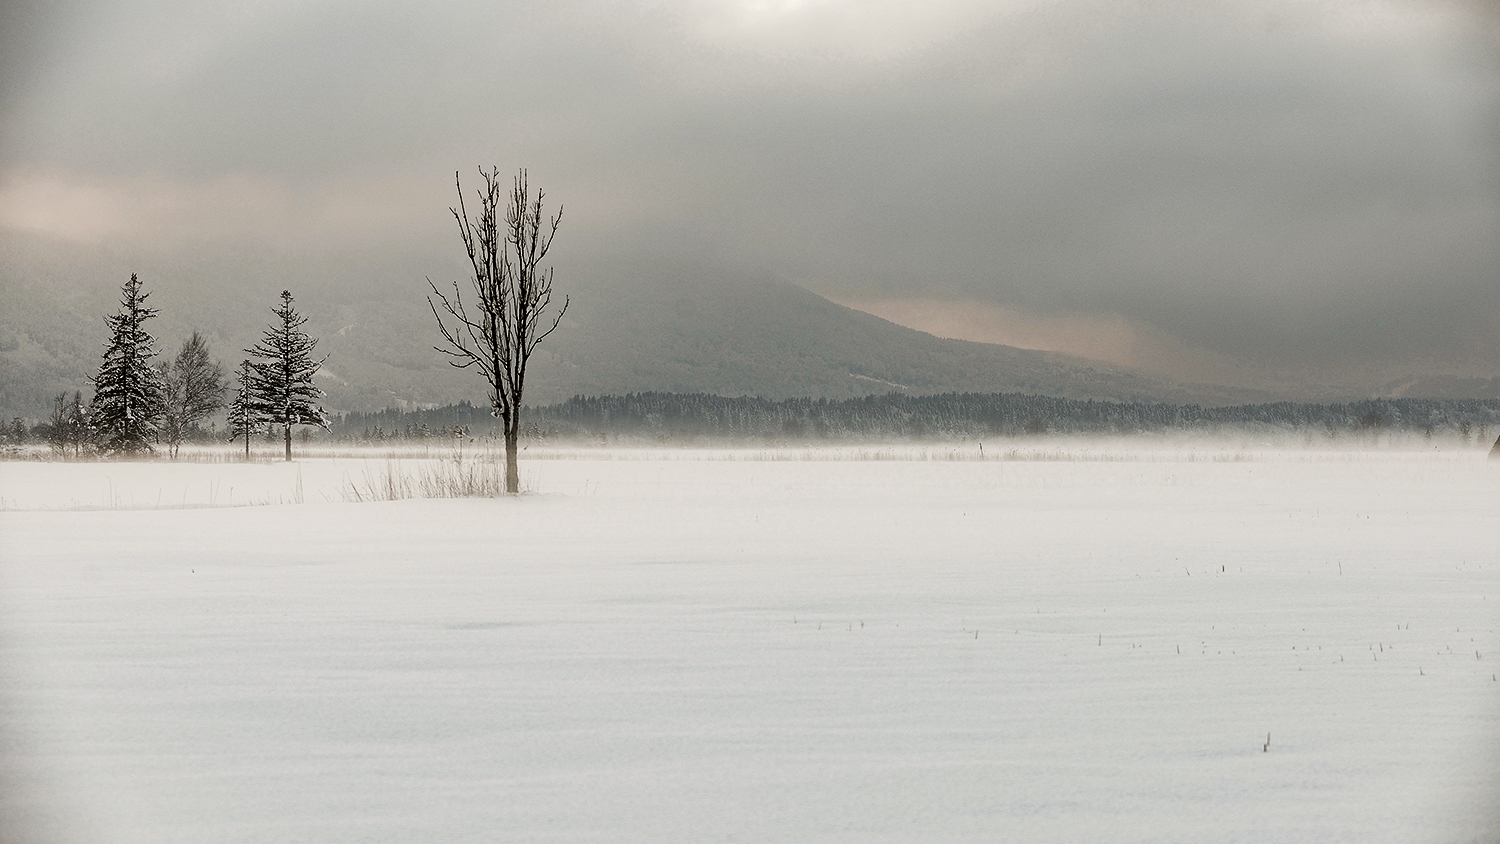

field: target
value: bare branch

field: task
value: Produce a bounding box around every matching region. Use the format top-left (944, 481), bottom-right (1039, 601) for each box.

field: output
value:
top-left (427, 166), bottom-right (567, 493)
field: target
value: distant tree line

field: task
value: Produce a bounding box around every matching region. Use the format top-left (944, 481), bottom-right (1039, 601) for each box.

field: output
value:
top-left (322, 392), bottom-right (1500, 445)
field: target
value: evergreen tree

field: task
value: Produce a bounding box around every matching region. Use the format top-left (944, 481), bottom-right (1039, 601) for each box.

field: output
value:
top-left (91, 273), bottom-right (165, 455)
top-left (247, 290), bottom-right (327, 461)
top-left (226, 359), bottom-right (260, 459)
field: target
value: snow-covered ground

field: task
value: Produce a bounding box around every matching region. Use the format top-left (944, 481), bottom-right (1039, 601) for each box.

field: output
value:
top-left (1, 446), bottom-right (1496, 843)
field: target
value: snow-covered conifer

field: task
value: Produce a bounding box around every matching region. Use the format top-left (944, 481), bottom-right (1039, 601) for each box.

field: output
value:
top-left (91, 273), bottom-right (165, 455)
top-left (226, 359), bottom-right (261, 459)
top-left (247, 290), bottom-right (327, 461)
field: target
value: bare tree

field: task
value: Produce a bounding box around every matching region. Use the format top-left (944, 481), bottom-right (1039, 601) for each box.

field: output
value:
top-left (45, 391), bottom-right (92, 459)
top-left (429, 168), bottom-right (568, 494)
top-left (158, 332), bottom-right (226, 459)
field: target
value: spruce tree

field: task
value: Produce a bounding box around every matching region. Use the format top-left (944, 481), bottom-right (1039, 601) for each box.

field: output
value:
top-left (226, 359), bottom-right (260, 459)
top-left (91, 273), bottom-right (165, 455)
top-left (247, 290), bottom-right (327, 461)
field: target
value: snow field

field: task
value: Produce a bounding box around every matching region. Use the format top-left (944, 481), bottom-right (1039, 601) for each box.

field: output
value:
top-left (1, 448), bottom-right (1497, 843)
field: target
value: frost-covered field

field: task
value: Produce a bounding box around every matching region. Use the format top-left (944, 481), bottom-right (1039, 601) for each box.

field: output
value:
top-left (1, 445), bottom-right (1497, 844)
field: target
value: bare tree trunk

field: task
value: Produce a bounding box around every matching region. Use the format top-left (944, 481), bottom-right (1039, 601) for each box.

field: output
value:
top-left (285, 424), bottom-right (292, 462)
top-left (244, 425), bottom-right (250, 460)
top-left (504, 418), bottom-right (520, 493)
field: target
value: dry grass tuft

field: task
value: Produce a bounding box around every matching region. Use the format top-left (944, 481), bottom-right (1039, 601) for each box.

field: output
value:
top-left (344, 453), bottom-right (505, 501)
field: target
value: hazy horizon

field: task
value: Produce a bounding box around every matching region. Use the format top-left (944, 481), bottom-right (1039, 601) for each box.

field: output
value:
top-left (2, 0), bottom-right (1498, 402)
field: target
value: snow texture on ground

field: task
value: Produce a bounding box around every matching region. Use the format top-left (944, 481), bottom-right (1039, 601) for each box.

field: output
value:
top-left (1, 447), bottom-right (1497, 843)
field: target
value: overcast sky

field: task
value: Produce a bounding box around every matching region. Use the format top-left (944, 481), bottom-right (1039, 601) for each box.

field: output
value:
top-left (2, 0), bottom-right (1497, 388)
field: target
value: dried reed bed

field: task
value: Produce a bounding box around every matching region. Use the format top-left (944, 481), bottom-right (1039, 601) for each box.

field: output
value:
top-left (343, 455), bottom-right (505, 501)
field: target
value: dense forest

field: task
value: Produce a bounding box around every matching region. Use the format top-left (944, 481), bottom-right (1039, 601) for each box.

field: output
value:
top-left (329, 392), bottom-right (1500, 444)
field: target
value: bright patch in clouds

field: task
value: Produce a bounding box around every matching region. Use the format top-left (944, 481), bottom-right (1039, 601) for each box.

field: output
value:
top-left (0, 167), bottom-right (440, 247)
top-left (679, 0), bottom-right (1037, 58)
top-left (840, 297), bottom-right (1244, 384)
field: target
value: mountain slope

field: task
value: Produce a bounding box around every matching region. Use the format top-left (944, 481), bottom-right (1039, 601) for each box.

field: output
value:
top-left (1, 236), bottom-right (1266, 419)
top-left (526, 260), bottom-right (1266, 406)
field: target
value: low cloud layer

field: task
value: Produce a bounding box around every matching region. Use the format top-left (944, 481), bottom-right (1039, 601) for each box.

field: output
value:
top-left (2, 0), bottom-right (1497, 390)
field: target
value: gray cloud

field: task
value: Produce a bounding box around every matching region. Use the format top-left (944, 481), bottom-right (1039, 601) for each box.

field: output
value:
top-left (2, 0), bottom-right (1497, 389)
